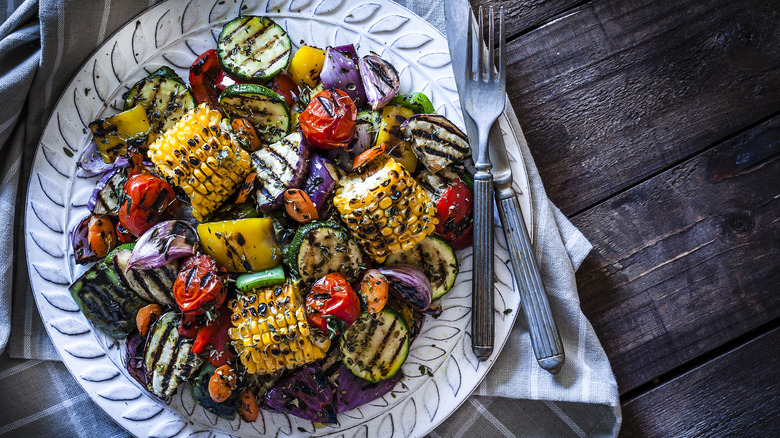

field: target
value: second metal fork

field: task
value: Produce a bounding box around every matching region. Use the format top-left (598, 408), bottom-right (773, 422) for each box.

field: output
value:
top-left (464, 6), bottom-right (506, 360)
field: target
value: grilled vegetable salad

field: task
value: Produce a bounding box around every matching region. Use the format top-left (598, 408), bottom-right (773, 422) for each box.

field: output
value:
top-left (70, 14), bottom-right (473, 424)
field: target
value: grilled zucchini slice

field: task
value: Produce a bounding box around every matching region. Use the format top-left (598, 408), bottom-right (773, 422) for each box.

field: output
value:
top-left (384, 236), bottom-right (458, 300)
top-left (220, 83), bottom-right (290, 144)
top-left (340, 310), bottom-right (409, 382)
top-left (287, 222), bottom-right (364, 286)
top-left (112, 244), bottom-right (178, 306)
top-left (217, 15), bottom-right (292, 82)
top-left (123, 66), bottom-right (195, 140)
top-left (144, 311), bottom-right (203, 398)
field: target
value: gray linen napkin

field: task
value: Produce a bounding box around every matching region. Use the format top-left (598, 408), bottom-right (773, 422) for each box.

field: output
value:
top-left (0, 0), bottom-right (620, 436)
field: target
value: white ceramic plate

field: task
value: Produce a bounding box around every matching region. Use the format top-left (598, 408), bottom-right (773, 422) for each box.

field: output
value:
top-left (24, 0), bottom-right (532, 436)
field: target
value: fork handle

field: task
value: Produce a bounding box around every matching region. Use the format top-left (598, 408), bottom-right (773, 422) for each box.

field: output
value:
top-left (496, 192), bottom-right (565, 373)
top-left (472, 171), bottom-right (494, 361)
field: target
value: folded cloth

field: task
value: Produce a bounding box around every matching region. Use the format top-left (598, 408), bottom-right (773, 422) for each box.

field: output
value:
top-left (0, 0), bottom-right (620, 437)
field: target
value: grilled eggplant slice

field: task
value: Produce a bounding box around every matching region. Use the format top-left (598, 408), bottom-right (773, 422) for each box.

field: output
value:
top-left (220, 84), bottom-right (290, 144)
top-left (112, 244), bottom-right (178, 306)
top-left (250, 130), bottom-right (308, 211)
top-left (123, 66), bottom-right (195, 140)
top-left (340, 310), bottom-right (409, 382)
top-left (287, 222), bottom-right (364, 286)
top-left (384, 236), bottom-right (458, 300)
top-left (144, 311), bottom-right (203, 399)
top-left (217, 15), bottom-right (292, 82)
top-left (68, 257), bottom-right (147, 338)
top-left (401, 114), bottom-right (471, 173)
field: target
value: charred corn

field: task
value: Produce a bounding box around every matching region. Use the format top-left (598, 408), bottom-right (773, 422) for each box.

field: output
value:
top-left (228, 280), bottom-right (330, 375)
top-left (333, 157), bottom-right (437, 262)
top-left (147, 103), bottom-right (251, 220)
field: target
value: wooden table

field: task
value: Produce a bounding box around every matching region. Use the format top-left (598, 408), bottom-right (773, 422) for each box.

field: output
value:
top-left (471, 0), bottom-right (780, 435)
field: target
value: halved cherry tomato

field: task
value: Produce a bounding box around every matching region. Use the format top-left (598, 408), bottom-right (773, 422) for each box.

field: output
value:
top-left (237, 389), bottom-right (259, 422)
top-left (264, 73), bottom-right (297, 106)
top-left (118, 174), bottom-right (176, 237)
top-left (234, 172), bottom-right (257, 204)
top-left (173, 254), bottom-right (227, 315)
top-left (283, 188), bottom-right (319, 224)
top-left (136, 304), bottom-right (163, 338)
top-left (305, 273), bottom-right (361, 337)
top-left (193, 306), bottom-right (237, 366)
top-left (352, 143), bottom-right (386, 171)
top-left (299, 89), bottom-right (356, 150)
top-left (231, 118), bottom-right (262, 152)
top-left (190, 49), bottom-right (224, 109)
top-left (359, 269), bottom-right (389, 314)
top-left (208, 364), bottom-right (238, 403)
top-left (433, 179), bottom-right (473, 249)
top-left (87, 215), bottom-right (117, 258)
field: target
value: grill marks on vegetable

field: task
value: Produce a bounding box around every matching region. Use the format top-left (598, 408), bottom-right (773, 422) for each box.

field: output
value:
top-left (113, 248), bottom-right (178, 305)
top-left (218, 16), bottom-right (292, 82)
top-left (340, 310), bottom-right (409, 382)
top-left (250, 131), bottom-right (307, 210)
top-left (402, 114), bottom-right (471, 173)
top-left (124, 67), bottom-right (195, 140)
top-left (219, 85), bottom-right (290, 144)
top-left (145, 312), bottom-right (203, 398)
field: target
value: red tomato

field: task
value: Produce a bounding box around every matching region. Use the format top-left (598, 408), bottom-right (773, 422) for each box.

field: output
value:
top-left (118, 174), bottom-right (175, 237)
top-left (433, 179), bottom-right (474, 249)
top-left (116, 222), bottom-right (134, 244)
top-left (264, 74), bottom-right (297, 106)
top-left (173, 254), bottom-right (227, 315)
top-left (299, 89), bottom-right (356, 150)
top-left (305, 273), bottom-right (361, 337)
top-left (193, 306), bottom-right (237, 366)
top-left (190, 49), bottom-right (225, 109)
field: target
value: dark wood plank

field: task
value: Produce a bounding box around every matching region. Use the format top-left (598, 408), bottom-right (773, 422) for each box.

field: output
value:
top-left (620, 327), bottom-right (780, 437)
top-left (470, 0), bottom-right (582, 37)
top-left (572, 116), bottom-right (780, 393)
top-left (504, 0), bottom-right (780, 214)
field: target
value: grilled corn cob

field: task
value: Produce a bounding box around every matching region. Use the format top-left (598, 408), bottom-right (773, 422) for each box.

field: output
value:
top-left (147, 103), bottom-right (251, 220)
top-left (333, 157), bottom-right (437, 262)
top-left (228, 280), bottom-right (330, 375)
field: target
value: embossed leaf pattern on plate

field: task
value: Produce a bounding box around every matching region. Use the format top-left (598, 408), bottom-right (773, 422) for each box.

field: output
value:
top-left (24, 0), bottom-right (531, 437)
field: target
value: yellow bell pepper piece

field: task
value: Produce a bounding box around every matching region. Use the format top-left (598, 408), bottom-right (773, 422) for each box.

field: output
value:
top-left (376, 105), bottom-right (418, 172)
top-left (197, 218), bottom-right (281, 273)
top-left (88, 105), bottom-right (151, 163)
top-left (288, 45), bottom-right (326, 88)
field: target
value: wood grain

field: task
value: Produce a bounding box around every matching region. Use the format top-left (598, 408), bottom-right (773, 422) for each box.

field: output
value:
top-left (470, 0), bottom-right (582, 38)
top-left (504, 0), bottom-right (780, 214)
top-left (572, 116), bottom-right (780, 393)
top-left (620, 328), bottom-right (780, 437)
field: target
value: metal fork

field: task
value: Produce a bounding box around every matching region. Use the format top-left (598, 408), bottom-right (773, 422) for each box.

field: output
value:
top-left (464, 6), bottom-right (505, 361)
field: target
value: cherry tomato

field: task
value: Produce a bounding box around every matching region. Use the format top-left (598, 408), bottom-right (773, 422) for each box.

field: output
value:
top-left (189, 49), bottom-right (224, 109)
top-left (173, 254), bottom-right (227, 315)
top-left (193, 306), bottom-right (237, 366)
top-left (305, 273), bottom-right (361, 337)
top-left (433, 179), bottom-right (473, 249)
top-left (136, 304), bottom-right (163, 338)
top-left (208, 364), bottom-right (238, 403)
top-left (87, 215), bottom-right (117, 258)
top-left (352, 143), bottom-right (386, 171)
top-left (299, 89), bottom-right (356, 150)
top-left (118, 174), bottom-right (176, 237)
top-left (264, 73), bottom-right (297, 106)
top-left (359, 269), bottom-right (389, 314)
top-left (283, 189), bottom-right (319, 224)
top-left (231, 118), bottom-right (262, 152)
